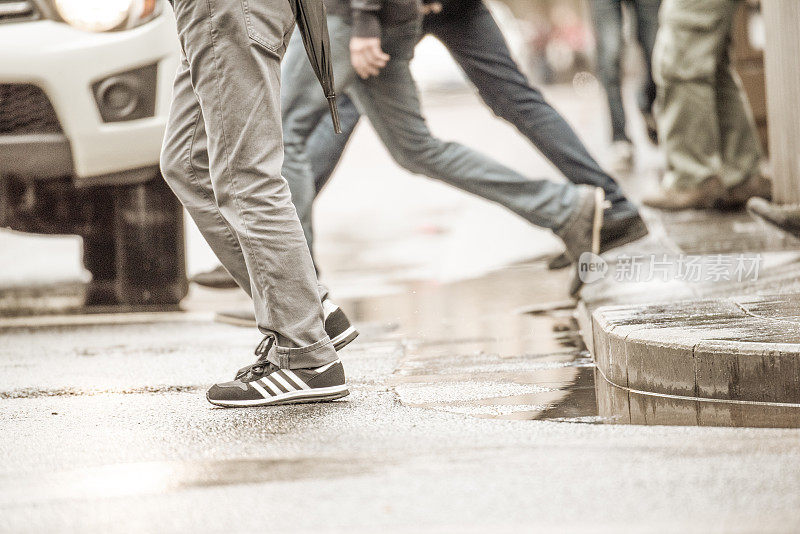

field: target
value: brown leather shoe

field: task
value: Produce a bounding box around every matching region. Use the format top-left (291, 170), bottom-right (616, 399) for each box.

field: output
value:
top-left (642, 176), bottom-right (725, 211)
top-left (718, 174), bottom-right (772, 210)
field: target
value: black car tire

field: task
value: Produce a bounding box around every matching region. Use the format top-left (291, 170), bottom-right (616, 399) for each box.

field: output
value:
top-left (83, 173), bottom-right (188, 307)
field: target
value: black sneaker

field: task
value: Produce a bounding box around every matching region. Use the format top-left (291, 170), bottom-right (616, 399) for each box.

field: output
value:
top-left (323, 299), bottom-right (359, 351)
top-left (216, 298), bottom-right (359, 352)
top-left (209, 346), bottom-right (349, 407)
top-left (192, 265), bottom-right (239, 289)
top-left (547, 201), bottom-right (648, 271)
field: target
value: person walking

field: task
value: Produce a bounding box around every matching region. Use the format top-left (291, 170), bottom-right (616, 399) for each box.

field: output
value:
top-left (302, 0), bottom-right (648, 272)
top-left (282, 0), bottom-right (645, 298)
top-left (191, 0), bottom-right (648, 288)
top-left (643, 0), bottom-right (770, 210)
top-left (590, 0), bottom-right (661, 173)
top-left (159, 0), bottom-right (354, 407)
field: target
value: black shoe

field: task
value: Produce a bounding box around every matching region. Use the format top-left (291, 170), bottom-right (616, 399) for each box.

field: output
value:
top-left (218, 300), bottom-right (359, 351)
top-left (601, 202), bottom-right (649, 252)
top-left (547, 253), bottom-right (573, 270)
top-left (547, 201), bottom-right (649, 271)
top-left (322, 299), bottom-right (359, 351)
top-left (227, 299), bottom-right (358, 381)
top-left (747, 197), bottom-right (800, 239)
top-left (209, 349), bottom-right (349, 408)
top-left (192, 265), bottom-right (239, 289)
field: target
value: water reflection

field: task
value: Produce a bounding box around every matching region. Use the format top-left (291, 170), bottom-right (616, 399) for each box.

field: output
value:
top-left (342, 261), bottom-right (800, 427)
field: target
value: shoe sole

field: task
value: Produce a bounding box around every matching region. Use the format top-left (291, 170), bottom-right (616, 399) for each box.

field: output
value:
top-left (331, 326), bottom-right (359, 352)
top-left (207, 384), bottom-right (350, 407)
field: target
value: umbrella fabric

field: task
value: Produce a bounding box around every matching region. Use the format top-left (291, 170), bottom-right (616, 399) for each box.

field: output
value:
top-left (291, 0), bottom-right (342, 133)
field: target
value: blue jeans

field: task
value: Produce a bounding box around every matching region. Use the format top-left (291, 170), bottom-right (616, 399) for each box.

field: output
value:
top-left (307, 4), bottom-right (628, 204)
top-left (590, 0), bottom-right (661, 142)
top-left (282, 15), bottom-right (582, 256)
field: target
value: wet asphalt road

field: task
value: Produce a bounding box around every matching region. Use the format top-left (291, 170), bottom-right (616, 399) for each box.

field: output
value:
top-left (3, 83), bottom-right (800, 532)
top-left (3, 262), bottom-right (800, 533)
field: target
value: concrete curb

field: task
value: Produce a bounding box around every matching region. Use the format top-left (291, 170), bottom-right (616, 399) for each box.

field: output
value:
top-left (582, 293), bottom-right (800, 427)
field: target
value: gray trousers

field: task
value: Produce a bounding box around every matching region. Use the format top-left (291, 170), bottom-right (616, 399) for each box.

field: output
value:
top-left (654, 0), bottom-right (762, 189)
top-left (160, 0), bottom-right (337, 369)
top-left (282, 16), bottom-right (580, 254)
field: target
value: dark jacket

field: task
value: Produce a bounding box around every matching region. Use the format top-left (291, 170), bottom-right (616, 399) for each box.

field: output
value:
top-left (324, 0), bottom-right (420, 38)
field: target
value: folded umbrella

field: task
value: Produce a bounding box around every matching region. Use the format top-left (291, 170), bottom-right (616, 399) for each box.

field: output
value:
top-left (291, 0), bottom-right (342, 133)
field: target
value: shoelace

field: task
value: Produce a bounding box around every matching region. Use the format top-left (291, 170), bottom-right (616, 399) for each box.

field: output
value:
top-left (235, 336), bottom-right (277, 381)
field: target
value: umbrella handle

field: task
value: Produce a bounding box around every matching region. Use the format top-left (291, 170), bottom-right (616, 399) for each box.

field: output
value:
top-left (327, 95), bottom-right (342, 134)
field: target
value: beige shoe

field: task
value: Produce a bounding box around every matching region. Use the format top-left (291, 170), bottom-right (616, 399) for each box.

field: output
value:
top-left (642, 176), bottom-right (725, 211)
top-left (718, 174), bottom-right (773, 210)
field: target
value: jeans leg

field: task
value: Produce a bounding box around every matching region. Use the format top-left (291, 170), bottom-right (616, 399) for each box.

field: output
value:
top-left (281, 23), bottom-right (358, 255)
top-left (632, 0), bottom-right (661, 114)
top-left (169, 0), bottom-right (336, 368)
top-left (308, 94), bottom-right (362, 195)
top-left (346, 22), bottom-right (579, 233)
top-left (427, 4), bottom-right (627, 204)
top-left (591, 0), bottom-right (628, 142)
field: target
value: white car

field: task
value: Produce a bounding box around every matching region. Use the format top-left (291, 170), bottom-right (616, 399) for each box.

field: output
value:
top-left (0, 0), bottom-right (186, 306)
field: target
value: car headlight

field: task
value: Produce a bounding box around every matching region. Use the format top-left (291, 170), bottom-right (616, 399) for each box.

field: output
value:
top-left (52, 0), bottom-right (162, 33)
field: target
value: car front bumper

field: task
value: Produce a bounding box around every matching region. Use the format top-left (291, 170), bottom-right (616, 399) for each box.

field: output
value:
top-left (0, 14), bottom-right (179, 184)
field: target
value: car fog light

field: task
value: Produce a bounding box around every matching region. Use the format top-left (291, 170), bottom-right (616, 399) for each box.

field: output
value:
top-left (96, 78), bottom-right (140, 120)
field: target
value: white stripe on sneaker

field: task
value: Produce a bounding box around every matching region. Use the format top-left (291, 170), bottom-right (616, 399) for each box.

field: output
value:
top-left (259, 378), bottom-right (282, 396)
top-left (283, 370), bottom-right (311, 390)
top-left (313, 360), bottom-right (340, 373)
top-left (331, 325), bottom-right (357, 344)
top-left (322, 299), bottom-right (339, 318)
top-left (271, 373), bottom-right (296, 392)
top-left (250, 380), bottom-right (270, 399)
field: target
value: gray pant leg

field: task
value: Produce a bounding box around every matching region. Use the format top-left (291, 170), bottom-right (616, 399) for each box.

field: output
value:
top-left (654, 0), bottom-right (757, 189)
top-left (164, 0), bottom-right (336, 369)
top-left (344, 21), bottom-right (578, 232)
top-left (162, 55), bottom-right (330, 307)
top-left (161, 55), bottom-right (252, 295)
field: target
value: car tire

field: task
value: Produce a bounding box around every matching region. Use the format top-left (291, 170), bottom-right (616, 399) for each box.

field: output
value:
top-left (113, 173), bottom-right (188, 306)
top-left (83, 173), bottom-right (188, 307)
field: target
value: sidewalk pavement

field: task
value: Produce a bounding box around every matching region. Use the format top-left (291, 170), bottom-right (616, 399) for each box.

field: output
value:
top-left (578, 193), bottom-right (800, 427)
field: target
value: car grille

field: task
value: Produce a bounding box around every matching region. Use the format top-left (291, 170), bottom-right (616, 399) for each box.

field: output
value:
top-left (0, 84), bottom-right (63, 135)
top-left (0, 0), bottom-right (39, 24)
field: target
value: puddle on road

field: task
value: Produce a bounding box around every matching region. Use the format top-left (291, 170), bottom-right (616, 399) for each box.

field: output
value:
top-left (340, 262), bottom-right (608, 423)
top-left (342, 261), bottom-right (800, 427)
